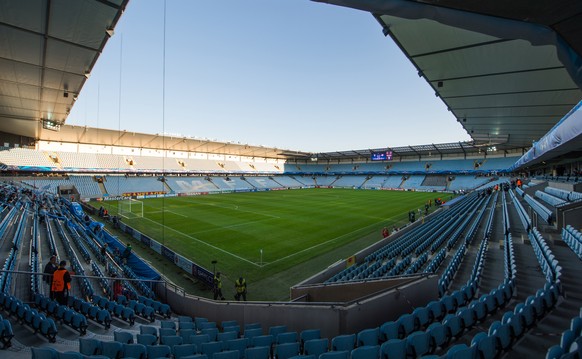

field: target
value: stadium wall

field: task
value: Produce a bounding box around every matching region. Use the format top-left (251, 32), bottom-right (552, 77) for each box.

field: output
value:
top-left (160, 275), bottom-right (437, 338)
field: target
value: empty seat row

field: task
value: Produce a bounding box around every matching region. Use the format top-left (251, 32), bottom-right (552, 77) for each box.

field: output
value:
top-left (31, 293), bottom-right (88, 334)
top-left (535, 190), bottom-right (567, 207)
top-left (562, 226), bottom-right (582, 261)
top-left (546, 310), bottom-right (582, 359)
top-left (445, 280), bottom-right (560, 359)
top-left (545, 186), bottom-right (582, 202)
top-left (0, 293), bottom-right (57, 342)
top-left (91, 294), bottom-right (136, 325)
top-left (138, 295), bottom-right (172, 318)
top-left (509, 189), bottom-right (531, 232)
top-left (524, 194), bottom-right (553, 224)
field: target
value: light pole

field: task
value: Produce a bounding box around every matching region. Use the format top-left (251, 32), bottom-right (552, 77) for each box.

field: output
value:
top-left (211, 260), bottom-right (217, 274)
top-left (260, 249), bottom-right (263, 266)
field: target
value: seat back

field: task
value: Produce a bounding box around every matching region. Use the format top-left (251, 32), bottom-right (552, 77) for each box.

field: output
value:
top-left (101, 341), bottom-right (124, 359)
top-left (123, 343), bottom-right (147, 359)
top-left (331, 334), bottom-right (355, 352)
top-left (114, 330), bottom-right (134, 344)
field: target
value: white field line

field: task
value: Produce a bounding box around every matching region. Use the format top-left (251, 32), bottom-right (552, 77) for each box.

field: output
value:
top-left (192, 217), bottom-right (277, 235)
top-left (137, 215), bottom-right (260, 267)
top-left (264, 212), bottom-right (406, 267)
top-left (165, 210), bottom-right (188, 218)
top-left (171, 197), bottom-right (280, 219)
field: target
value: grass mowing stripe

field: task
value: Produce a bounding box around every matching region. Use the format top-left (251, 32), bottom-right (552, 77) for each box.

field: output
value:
top-left (137, 213), bottom-right (261, 267)
top-left (93, 188), bottom-right (451, 299)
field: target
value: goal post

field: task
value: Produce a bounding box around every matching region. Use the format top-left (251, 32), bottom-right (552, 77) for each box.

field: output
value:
top-left (118, 198), bottom-right (144, 219)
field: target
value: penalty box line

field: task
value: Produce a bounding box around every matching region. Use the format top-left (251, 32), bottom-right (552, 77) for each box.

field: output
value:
top-left (137, 216), bottom-right (260, 267)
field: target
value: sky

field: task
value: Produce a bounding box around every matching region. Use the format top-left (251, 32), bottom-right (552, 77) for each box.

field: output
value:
top-left (67, 0), bottom-right (471, 154)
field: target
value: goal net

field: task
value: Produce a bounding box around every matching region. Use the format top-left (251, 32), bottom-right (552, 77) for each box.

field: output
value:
top-left (118, 198), bottom-right (144, 219)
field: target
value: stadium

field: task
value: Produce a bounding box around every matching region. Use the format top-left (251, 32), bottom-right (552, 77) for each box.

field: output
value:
top-left (1, 1), bottom-right (582, 359)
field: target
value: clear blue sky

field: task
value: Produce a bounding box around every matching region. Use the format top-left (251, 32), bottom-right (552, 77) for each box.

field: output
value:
top-left (67, 0), bottom-right (471, 153)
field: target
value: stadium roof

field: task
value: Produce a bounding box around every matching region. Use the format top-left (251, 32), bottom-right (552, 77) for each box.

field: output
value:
top-left (312, 141), bottom-right (494, 161)
top-left (0, 0), bottom-right (128, 138)
top-left (314, 0), bottom-right (582, 156)
top-left (41, 124), bottom-right (311, 160)
top-left (2, 0), bottom-right (582, 165)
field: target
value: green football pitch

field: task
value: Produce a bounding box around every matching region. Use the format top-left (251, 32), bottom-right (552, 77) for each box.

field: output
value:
top-left (94, 188), bottom-right (448, 300)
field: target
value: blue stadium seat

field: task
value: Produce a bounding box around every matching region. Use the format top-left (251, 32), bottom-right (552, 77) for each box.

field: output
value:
top-left (147, 344), bottom-right (172, 359)
top-left (79, 338), bottom-right (102, 356)
top-left (545, 345), bottom-right (564, 359)
top-left (275, 342), bottom-right (300, 359)
top-left (397, 314), bottom-right (419, 337)
top-left (269, 326), bottom-right (288, 338)
top-left (31, 347), bottom-right (58, 359)
top-left (244, 328), bottom-right (264, 343)
top-left (58, 352), bottom-right (84, 359)
top-left (141, 325), bottom-right (158, 337)
top-left (201, 341), bottom-right (223, 359)
top-left (357, 327), bottom-right (379, 347)
top-left (445, 343), bottom-right (477, 359)
top-left (471, 332), bottom-right (497, 359)
top-left (218, 331), bottom-right (239, 343)
top-left (405, 331), bottom-right (432, 358)
top-left (114, 330), bottom-right (134, 344)
top-left (202, 328), bottom-right (219, 342)
top-left (350, 345), bottom-right (379, 359)
top-left (161, 335), bottom-right (184, 348)
top-left (319, 351), bottom-right (349, 359)
top-left (303, 338), bottom-right (328, 358)
top-left (180, 329), bottom-right (197, 344)
top-left (489, 321), bottom-right (512, 351)
top-left (226, 338), bottom-right (249, 359)
top-left (214, 350), bottom-right (240, 359)
top-left (380, 339), bottom-right (406, 359)
top-left (101, 341), bottom-right (124, 359)
top-left (122, 343), bottom-right (147, 359)
top-left (300, 329), bottom-right (321, 345)
top-left (251, 335), bottom-right (274, 349)
top-left (443, 314), bottom-right (464, 339)
top-left (427, 322), bottom-right (450, 350)
top-left (174, 344), bottom-right (198, 359)
top-left (412, 307), bottom-right (432, 329)
top-left (245, 346), bottom-right (270, 359)
top-left (191, 334), bottom-right (211, 351)
top-left (137, 334), bottom-right (158, 346)
top-left (427, 301), bottom-right (446, 322)
top-left (380, 321), bottom-right (400, 341)
top-left (277, 332), bottom-right (298, 345)
top-left (331, 334), bottom-right (356, 352)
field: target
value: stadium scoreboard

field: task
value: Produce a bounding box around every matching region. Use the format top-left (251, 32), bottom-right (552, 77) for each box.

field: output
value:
top-left (371, 150), bottom-right (393, 161)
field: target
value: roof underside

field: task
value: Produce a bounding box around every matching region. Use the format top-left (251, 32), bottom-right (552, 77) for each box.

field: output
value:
top-left (0, 0), bottom-right (128, 139)
top-left (40, 124), bottom-right (311, 160)
top-left (2, 0), bottom-right (582, 164)
top-left (312, 141), bottom-right (496, 161)
top-left (314, 0), bottom-right (582, 159)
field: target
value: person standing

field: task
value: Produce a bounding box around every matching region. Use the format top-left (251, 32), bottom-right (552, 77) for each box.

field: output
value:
top-left (382, 227), bottom-right (389, 239)
top-left (112, 273), bottom-right (123, 300)
top-left (43, 255), bottom-right (58, 299)
top-left (234, 276), bottom-right (247, 301)
top-left (51, 260), bottom-right (72, 305)
top-left (213, 272), bottom-right (225, 300)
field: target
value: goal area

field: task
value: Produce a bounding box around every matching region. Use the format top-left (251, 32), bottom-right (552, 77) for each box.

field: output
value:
top-left (118, 198), bottom-right (144, 219)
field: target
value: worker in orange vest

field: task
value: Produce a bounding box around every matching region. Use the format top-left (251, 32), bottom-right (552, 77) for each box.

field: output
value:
top-left (51, 260), bottom-right (72, 305)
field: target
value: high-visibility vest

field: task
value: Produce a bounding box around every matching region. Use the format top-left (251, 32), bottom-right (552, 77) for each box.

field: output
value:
top-left (51, 268), bottom-right (70, 291)
top-left (214, 276), bottom-right (222, 289)
top-left (235, 279), bottom-right (246, 293)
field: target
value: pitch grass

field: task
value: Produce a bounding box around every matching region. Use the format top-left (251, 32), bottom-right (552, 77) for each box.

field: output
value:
top-left (94, 189), bottom-right (449, 300)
